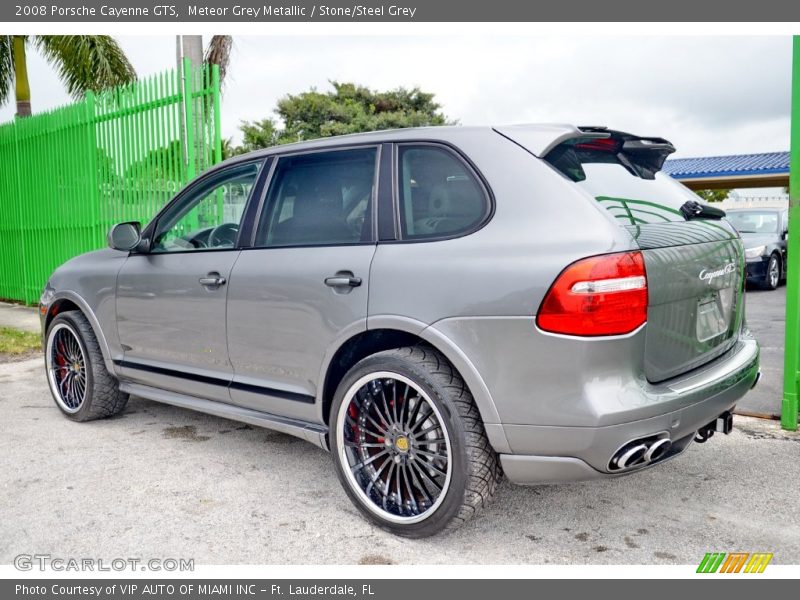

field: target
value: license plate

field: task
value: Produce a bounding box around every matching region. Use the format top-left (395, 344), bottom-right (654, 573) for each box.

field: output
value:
top-left (696, 294), bottom-right (727, 342)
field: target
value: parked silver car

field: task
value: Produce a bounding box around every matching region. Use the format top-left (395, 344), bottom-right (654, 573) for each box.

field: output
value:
top-left (40, 125), bottom-right (760, 537)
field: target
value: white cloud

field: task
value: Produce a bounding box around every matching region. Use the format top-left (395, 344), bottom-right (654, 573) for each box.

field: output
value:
top-left (0, 34), bottom-right (791, 158)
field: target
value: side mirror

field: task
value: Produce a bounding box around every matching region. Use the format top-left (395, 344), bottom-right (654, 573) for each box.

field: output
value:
top-left (108, 222), bottom-right (142, 252)
top-left (782, 229), bottom-right (789, 240)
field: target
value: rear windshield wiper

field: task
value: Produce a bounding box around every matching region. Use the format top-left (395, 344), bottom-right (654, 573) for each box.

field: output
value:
top-left (680, 200), bottom-right (726, 221)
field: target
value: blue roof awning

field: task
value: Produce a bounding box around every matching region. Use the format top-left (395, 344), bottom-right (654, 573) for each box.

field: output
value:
top-left (664, 151), bottom-right (790, 180)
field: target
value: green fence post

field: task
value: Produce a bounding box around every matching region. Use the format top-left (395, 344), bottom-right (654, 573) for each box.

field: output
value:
top-left (182, 56), bottom-right (196, 182)
top-left (11, 119), bottom-right (29, 301)
top-left (782, 35), bottom-right (800, 431)
top-left (212, 63), bottom-right (222, 165)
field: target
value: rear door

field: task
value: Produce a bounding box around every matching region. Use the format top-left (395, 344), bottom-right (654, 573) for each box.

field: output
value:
top-left (543, 135), bottom-right (745, 383)
top-left (225, 146), bottom-right (379, 421)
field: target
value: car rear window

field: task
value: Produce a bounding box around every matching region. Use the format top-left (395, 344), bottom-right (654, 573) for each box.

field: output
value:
top-left (545, 140), bottom-right (700, 225)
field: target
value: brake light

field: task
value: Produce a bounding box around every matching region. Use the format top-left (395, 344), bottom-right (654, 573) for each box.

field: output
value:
top-left (574, 137), bottom-right (621, 152)
top-left (537, 251), bottom-right (648, 336)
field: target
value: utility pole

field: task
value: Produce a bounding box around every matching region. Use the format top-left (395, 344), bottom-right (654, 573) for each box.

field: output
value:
top-left (175, 36), bottom-right (204, 180)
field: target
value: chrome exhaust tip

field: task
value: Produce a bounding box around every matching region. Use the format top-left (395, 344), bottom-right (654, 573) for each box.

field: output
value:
top-left (609, 435), bottom-right (672, 471)
top-left (643, 438), bottom-right (672, 463)
top-left (615, 444), bottom-right (648, 470)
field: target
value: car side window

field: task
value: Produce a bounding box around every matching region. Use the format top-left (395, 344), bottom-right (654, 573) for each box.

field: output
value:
top-left (151, 162), bottom-right (260, 253)
top-left (397, 145), bottom-right (488, 240)
top-left (256, 147), bottom-right (377, 247)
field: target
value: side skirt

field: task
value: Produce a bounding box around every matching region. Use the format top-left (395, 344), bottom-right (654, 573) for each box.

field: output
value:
top-left (119, 381), bottom-right (329, 450)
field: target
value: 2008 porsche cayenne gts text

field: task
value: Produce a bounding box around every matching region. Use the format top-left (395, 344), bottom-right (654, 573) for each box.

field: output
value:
top-left (40, 124), bottom-right (760, 537)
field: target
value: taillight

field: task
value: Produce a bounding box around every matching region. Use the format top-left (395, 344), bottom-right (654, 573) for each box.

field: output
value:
top-left (537, 251), bottom-right (648, 336)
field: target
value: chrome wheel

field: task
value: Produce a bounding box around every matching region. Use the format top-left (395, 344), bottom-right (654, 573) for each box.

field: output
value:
top-left (336, 372), bottom-right (452, 525)
top-left (46, 323), bottom-right (87, 413)
top-left (768, 256), bottom-right (780, 288)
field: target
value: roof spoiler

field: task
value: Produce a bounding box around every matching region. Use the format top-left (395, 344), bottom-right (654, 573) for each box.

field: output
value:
top-left (576, 126), bottom-right (676, 177)
top-left (493, 124), bottom-right (676, 178)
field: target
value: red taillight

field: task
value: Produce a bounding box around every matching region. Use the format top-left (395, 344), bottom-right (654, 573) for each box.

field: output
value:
top-left (537, 251), bottom-right (648, 336)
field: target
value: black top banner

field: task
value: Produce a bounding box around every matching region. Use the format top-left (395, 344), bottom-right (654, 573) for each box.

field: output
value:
top-left (4, 0), bottom-right (800, 22)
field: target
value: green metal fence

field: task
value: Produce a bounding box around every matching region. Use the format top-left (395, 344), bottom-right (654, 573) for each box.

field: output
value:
top-left (0, 59), bottom-right (222, 304)
top-left (782, 36), bottom-right (800, 431)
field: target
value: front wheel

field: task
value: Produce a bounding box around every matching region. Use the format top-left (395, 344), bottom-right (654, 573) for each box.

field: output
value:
top-left (764, 254), bottom-right (780, 290)
top-left (330, 345), bottom-right (500, 537)
top-left (45, 311), bottom-right (128, 421)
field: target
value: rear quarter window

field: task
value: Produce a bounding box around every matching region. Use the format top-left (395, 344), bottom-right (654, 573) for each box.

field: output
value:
top-left (397, 144), bottom-right (489, 240)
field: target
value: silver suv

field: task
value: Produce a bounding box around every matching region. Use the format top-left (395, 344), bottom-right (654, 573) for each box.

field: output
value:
top-left (40, 124), bottom-right (760, 537)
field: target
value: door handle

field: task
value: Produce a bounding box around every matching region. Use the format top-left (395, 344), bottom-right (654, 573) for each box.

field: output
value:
top-left (324, 274), bottom-right (362, 288)
top-left (199, 274), bottom-right (227, 287)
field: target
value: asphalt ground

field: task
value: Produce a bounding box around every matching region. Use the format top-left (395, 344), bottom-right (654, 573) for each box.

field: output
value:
top-left (1, 354), bottom-right (798, 565)
top-left (738, 285), bottom-right (786, 417)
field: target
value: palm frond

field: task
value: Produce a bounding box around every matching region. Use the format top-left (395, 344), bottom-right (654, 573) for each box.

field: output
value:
top-left (34, 35), bottom-right (135, 98)
top-left (204, 35), bottom-right (232, 86)
top-left (0, 36), bottom-right (19, 107)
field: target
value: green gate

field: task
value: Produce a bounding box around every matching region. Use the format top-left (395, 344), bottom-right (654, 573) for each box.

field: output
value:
top-left (0, 59), bottom-right (222, 304)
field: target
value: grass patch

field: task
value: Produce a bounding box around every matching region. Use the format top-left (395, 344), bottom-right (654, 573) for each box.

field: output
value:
top-left (0, 326), bottom-right (41, 356)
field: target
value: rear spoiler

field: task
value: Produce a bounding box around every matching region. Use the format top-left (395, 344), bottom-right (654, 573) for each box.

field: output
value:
top-left (572, 126), bottom-right (677, 178)
top-left (494, 124), bottom-right (676, 178)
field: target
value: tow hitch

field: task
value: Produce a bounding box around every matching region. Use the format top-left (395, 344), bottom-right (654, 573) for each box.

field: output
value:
top-left (694, 411), bottom-right (733, 443)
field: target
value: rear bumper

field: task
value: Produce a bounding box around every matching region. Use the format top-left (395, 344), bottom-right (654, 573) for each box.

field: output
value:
top-left (499, 337), bottom-right (759, 484)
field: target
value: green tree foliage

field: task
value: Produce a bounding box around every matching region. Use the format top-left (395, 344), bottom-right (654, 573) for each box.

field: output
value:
top-left (694, 189), bottom-right (730, 203)
top-left (232, 81), bottom-right (454, 154)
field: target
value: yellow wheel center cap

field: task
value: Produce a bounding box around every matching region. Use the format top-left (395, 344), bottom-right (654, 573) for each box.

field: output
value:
top-left (394, 436), bottom-right (410, 452)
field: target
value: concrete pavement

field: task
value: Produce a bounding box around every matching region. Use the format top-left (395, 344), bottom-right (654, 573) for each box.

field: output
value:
top-left (0, 302), bottom-right (40, 334)
top-left (739, 286), bottom-right (786, 418)
top-left (1, 356), bottom-right (798, 565)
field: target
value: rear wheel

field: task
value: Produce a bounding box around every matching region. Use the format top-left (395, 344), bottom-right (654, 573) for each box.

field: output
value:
top-left (764, 254), bottom-right (780, 290)
top-left (45, 311), bottom-right (128, 421)
top-left (330, 345), bottom-right (500, 537)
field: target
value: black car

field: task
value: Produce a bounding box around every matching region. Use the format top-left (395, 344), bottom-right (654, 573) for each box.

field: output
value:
top-left (726, 208), bottom-right (789, 290)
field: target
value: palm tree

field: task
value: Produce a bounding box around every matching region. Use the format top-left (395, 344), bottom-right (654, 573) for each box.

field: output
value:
top-left (204, 35), bottom-right (232, 86)
top-left (0, 35), bottom-right (136, 117)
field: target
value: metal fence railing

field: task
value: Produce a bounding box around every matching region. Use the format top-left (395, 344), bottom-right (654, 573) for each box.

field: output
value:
top-left (0, 59), bottom-right (222, 304)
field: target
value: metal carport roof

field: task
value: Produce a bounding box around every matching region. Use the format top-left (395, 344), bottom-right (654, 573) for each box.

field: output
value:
top-left (664, 151), bottom-right (790, 189)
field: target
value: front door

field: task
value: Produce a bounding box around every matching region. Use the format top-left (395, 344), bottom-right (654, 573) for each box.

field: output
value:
top-left (115, 161), bottom-right (262, 401)
top-left (226, 146), bottom-right (380, 422)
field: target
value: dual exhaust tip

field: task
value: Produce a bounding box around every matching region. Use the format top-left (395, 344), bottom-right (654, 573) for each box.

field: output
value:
top-left (609, 436), bottom-right (672, 471)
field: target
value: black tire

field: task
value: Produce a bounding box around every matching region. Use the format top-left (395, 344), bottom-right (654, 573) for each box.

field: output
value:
top-left (329, 344), bottom-right (500, 537)
top-left (763, 254), bottom-right (780, 290)
top-left (44, 310), bottom-right (128, 422)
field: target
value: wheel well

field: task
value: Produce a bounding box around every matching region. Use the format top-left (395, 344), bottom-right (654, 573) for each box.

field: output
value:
top-left (44, 299), bottom-right (81, 333)
top-left (322, 329), bottom-right (426, 424)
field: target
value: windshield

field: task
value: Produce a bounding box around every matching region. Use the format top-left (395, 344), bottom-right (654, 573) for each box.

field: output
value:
top-left (726, 211), bottom-right (779, 234)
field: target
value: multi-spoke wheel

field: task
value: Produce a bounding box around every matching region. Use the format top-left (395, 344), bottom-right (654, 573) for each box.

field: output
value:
top-left (337, 372), bottom-right (453, 524)
top-left (764, 254), bottom-right (780, 290)
top-left (47, 323), bottom-right (87, 412)
top-left (44, 311), bottom-right (128, 421)
top-left (330, 345), bottom-right (500, 537)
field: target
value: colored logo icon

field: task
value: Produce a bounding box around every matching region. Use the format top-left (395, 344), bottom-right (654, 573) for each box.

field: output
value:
top-left (697, 552), bottom-right (773, 573)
